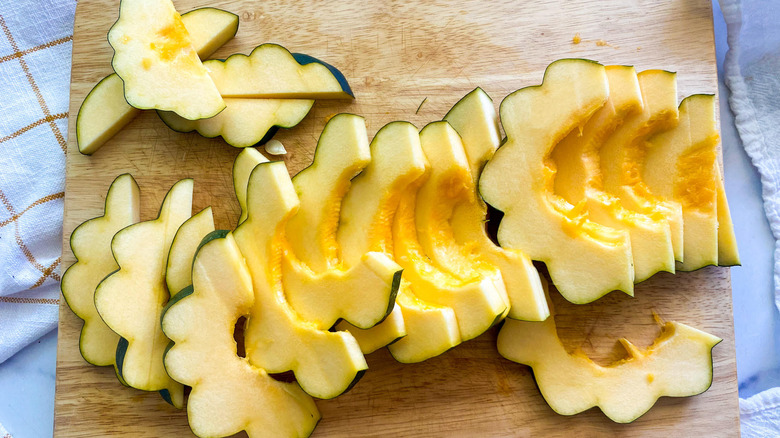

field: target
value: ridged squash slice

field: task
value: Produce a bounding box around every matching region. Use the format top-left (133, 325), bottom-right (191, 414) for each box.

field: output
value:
top-left (233, 148), bottom-right (269, 226)
top-left (599, 70), bottom-right (684, 262)
top-left (281, 115), bottom-right (402, 330)
top-left (392, 168), bottom-right (507, 342)
top-left (77, 8), bottom-right (239, 155)
top-left (479, 59), bottom-right (634, 304)
top-left (108, 0), bottom-right (225, 120)
top-left (552, 66), bottom-right (676, 283)
top-left (162, 231), bottom-right (320, 438)
top-left (233, 161), bottom-right (367, 399)
top-left (166, 207), bottom-right (215, 294)
top-left (415, 122), bottom-right (510, 311)
top-left (158, 98), bottom-right (314, 148)
top-left (94, 179), bottom-right (192, 400)
top-left (644, 95), bottom-right (720, 271)
top-left (498, 306), bottom-right (721, 423)
top-left (444, 89), bottom-right (548, 321)
top-left (206, 44), bottom-right (353, 99)
top-left (61, 174), bottom-right (140, 366)
top-left (716, 165), bottom-right (740, 266)
top-left (335, 122), bottom-right (458, 359)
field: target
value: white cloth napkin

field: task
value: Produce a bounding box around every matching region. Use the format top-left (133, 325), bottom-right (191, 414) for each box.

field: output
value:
top-left (718, 0), bottom-right (780, 434)
top-left (0, 0), bottom-right (75, 435)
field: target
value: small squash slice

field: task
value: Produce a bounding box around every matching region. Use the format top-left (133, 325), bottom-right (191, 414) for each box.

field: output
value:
top-left (61, 174), bottom-right (140, 366)
top-left (552, 66), bottom-right (676, 283)
top-left (233, 147), bottom-right (269, 226)
top-left (77, 7), bottom-right (239, 155)
top-left (644, 94), bottom-right (720, 271)
top-left (334, 122), bottom-right (459, 361)
top-left (716, 165), bottom-right (740, 266)
top-left (498, 299), bottom-right (721, 423)
top-left (282, 114), bottom-right (402, 330)
top-left (392, 171), bottom-right (507, 342)
top-left (94, 179), bottom-right (192, 400)
top-left (158, 98), bottom-right (314, 148)
top-left (108, 0), bottom-right (225, 120)
top-left (444, 89), bottom-right (548, 322)
top-left (479, 59), bottom-right (634, 304)
top-left (165, 207), bottom-right (215, 295)
top-left (233, 161), bottom-right (367, 399)
top-left (414, 121), bottom-right (510, 313)
top-left (162, 231), bottom-right (320, 438)
top-left (599, 70), bottom-right (684, 262)
top-left (205, 44), bottom-right (353, 99)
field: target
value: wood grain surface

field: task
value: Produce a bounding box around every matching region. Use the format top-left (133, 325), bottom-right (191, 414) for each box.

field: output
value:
top-left (56, 0), bottom-right (739, 436)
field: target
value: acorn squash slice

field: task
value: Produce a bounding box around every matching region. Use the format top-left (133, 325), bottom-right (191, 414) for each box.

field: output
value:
top-left (77, 7), bottom-right (239, 155)
top-left (280, 114), bottom-right (402, 330)
top-left (108, 0), bottom-right (225, 120)
top-left (392, 169), bottom-right (507, 342)
top-left (165, 206), bottom-right (215, 295)
top-left (498, 302), bottom-right (721, 423)
top-left (233, 147), bottom-right (269, 226)
top-left (158, 98), bottom-right (314, 148)
top-left (335, 122), bottom-right (458, 358)
top-left (206, 44), bottom-right (353, 99)
top-left (644, 94), bottom-right (720, 271)
top-left (233, 161), bottom-right (367, 399)
top-left (716, 165), bottom-right (740, 266)
top-left (599, 70), bottom-right (684, 262)
top-left (444, 88), bottom-right (548, 321)
top-left (61, 174), bottom-right (140, 366)
top-left (94, 179), bottom-right (192, 401)
top-left (479, 59), bottom-right (634, 304)
top-left (552, 65), bottom-right (676, 283)
top-left (162, 230), bottom-right (320, 437)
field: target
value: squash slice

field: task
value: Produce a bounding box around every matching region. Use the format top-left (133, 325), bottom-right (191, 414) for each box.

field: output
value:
top-left (498, 300), bottom-right (721, 423)
top-left (158, 98), bottom-right (314, 148)
top-left (233, 161), bottom-right (367, 399)
top-left (599, 70), bottom-right (684, 262)
top-left (162, 231), bottom-right (320, 438)
top-left (644, 94), bottom-right (720, 271)
top-left (233, 148), bottom-right (269, 226)
top-left (77, 7), bottom-right (239, 155)
top-left (166, 207), bottom-right (215, 295)
top-left (61, 174), bottom-right (140, 366)
top-left (716, 165), bottom-right (740, 266)
top-left (552, 66), bottom-right (676, 283)
top-left (108, 0), bottom-right (225, 120)
top-left (94, 179), bottom-right (192, 402)
top-left (335, 122), bottom-right (459, 361)
top-left (479, 59), bottom-right (634, 304)
top-left (444, 89), bottom-right (548, 321)
top-left (206, 44), bottom-right (353, 99)
top-left (281, 114), bottom-right (402, 330)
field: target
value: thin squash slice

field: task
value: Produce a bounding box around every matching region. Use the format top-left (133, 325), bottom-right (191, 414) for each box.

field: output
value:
top-left (479, 59), bottom-right (634, 304)
top-left (233, 148), bottom-right (269, 226)
top-left (335, 122), bottom-right (459, 358)
top-left (498, 295), bottom-right (721, 423)
top-left (61, 174), bottom-right (140, 366)
top-left (282, 114), bottom-right (402, 330)
top-left (77, 7), bottom-right (239, 155)
top-left (205, 44), bottom-right (354, 99)
top-left (716, 165), bottom-right (740, 266)
top-left (94, 179), bottom-right (192, 404)
top-left (108, 0), bottom-right (224, 120)
top-left (552, 66), bottom-right (676, 283)
top-left (444, 89), bottom-right (548, 321)
top-left (166, 206), bottom-right (215, 295)
top-left (599, 70), bottom-right (684, 262)
top-left (233, 161), bottom-right (367, 399)
top-left (162, 230), bottom-right (320, 438)
top-left (158, 98), bottom-right (314, 148)
top-left (644, 94), bottom-right (720, 271)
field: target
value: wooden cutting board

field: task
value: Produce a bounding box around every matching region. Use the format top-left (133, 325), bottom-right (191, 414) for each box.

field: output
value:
top-left (55, 0), bottom-right (739, 436)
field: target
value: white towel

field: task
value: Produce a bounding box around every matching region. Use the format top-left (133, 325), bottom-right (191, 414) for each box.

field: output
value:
top-left (0, 0), bottom-right (75, 435)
